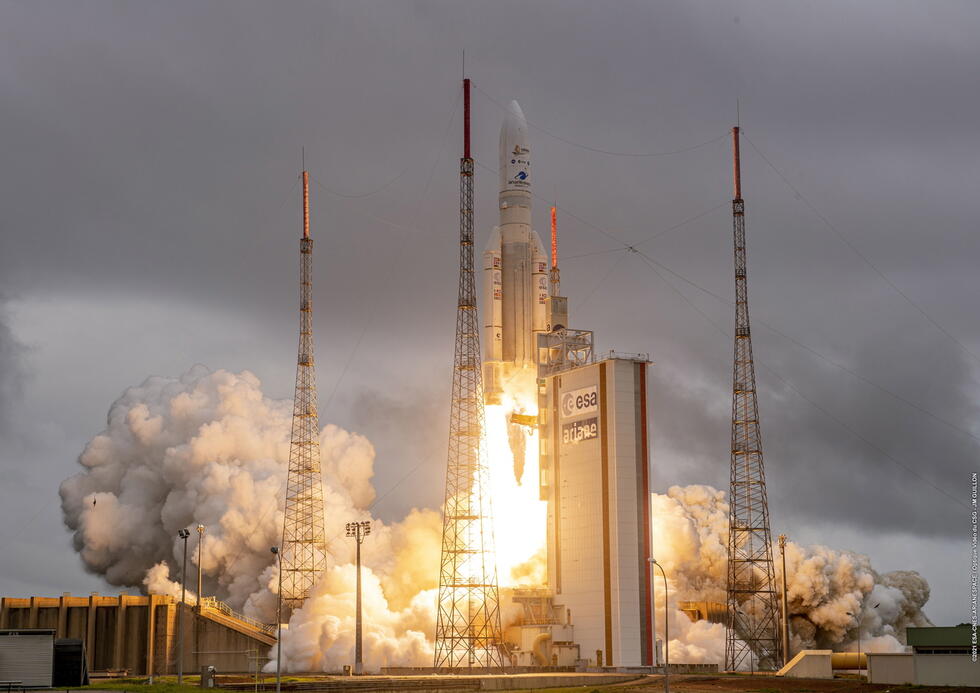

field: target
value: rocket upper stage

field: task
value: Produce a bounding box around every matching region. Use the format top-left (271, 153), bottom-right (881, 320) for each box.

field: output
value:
top-left (483, 100), bottom-right (550, 402)
top-left (500, 101), bottom-right (531, 200)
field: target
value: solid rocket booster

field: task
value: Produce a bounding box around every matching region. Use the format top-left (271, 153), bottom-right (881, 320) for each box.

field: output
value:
top-left (483, 101), bottom-right (549, 403)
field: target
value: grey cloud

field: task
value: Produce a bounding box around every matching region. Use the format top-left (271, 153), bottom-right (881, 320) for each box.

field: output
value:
top-left (0, 0), bottom-right (976, 624)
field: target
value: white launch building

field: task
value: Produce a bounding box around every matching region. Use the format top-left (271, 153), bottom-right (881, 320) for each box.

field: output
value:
top-left (482, 100), bottom-right (654, 669)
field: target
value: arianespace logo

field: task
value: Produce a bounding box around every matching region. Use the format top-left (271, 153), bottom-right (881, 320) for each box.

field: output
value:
top-left (560, 385), bottom-right (598, 418)
top-left (515, 171), bottom-right (527, 180)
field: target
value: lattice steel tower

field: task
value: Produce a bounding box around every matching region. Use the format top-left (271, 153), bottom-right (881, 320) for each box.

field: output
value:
top-left (280, 169), bottom-right (328, 614)
top-left (725, 126), bottom-right (781, 671)
top-left (434, 77), bottom-right (504, 670)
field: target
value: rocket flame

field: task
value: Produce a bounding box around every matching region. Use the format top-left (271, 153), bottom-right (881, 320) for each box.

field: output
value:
top-left (485, 372), bottom-right (547, 586)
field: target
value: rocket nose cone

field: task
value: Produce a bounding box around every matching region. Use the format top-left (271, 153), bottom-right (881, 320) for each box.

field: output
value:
top-left (500, 100), bottom-right (530, 192)
top-left (506, 100), bottom-right (527, 129)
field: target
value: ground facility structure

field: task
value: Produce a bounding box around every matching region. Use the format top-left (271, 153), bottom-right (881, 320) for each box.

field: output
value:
top-left (777, 626), bottom-right (978, 686)
top-left (0, 593), bottom-right (275, 676)
top-left (539, 354), bottom-right (653, 667)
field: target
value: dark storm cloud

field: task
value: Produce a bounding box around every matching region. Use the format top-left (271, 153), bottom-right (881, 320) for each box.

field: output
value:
top-left (0, 302), bottom-right (26, 434)
top-left (0, 0), bottom-right (977, 622)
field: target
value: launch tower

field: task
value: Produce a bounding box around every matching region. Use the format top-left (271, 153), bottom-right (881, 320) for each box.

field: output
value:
top-left (280, 170), bottom-right (328, 614)
top-left (725, 127), bottom-right (781, 670)
top-left (434, 78), bottom-right (504, 669)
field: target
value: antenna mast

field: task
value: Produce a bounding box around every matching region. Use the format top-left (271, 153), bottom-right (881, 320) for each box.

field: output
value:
top-left (434, 77), bottom-right (504, 670)
top-left (550, 206), bottom-right (560, 297)
top-left (725, 126), bottom-right (781, 671)
top-left (280, 167), bottom-right (328, 614)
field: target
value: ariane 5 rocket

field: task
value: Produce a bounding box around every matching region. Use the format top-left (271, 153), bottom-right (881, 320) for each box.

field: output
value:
top-left (483, 101), bottom-right (553, 404)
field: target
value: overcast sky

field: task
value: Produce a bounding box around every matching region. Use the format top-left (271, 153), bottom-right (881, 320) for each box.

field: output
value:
top-left (0, 0), bottom-right (977, 627)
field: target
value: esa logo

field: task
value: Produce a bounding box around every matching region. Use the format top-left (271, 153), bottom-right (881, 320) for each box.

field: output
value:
top-left (560, 385), bottom-right (598, 418)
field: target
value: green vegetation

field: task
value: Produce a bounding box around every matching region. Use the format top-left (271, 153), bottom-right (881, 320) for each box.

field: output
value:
top-left (72, 679), bottom-right (202, 693)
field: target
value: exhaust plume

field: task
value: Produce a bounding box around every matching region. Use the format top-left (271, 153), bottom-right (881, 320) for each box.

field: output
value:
top-left (651, 484), bottom-right (932, 664)
top-left (59, 366), bottom-right (440, 671)
top-left (59, 367), bottom-right (932, 671)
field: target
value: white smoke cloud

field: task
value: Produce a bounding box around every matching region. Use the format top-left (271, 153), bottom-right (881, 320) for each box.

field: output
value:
top-left (59, 366), bottom-right (440, 672)
top-left (59, 366), bottom-right (933, 672)
top-left (651, 484), bottom-right (932, 664)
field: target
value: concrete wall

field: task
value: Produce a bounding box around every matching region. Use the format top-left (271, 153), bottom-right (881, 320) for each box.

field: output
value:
top-left (867, 653), bottom-right (915, 684)
top-left (914, 654), bottom-right (979, 686)
top-left (0, 594), bottom-right (274, 676)
top-left (776, 650), bottom-right (833, 679)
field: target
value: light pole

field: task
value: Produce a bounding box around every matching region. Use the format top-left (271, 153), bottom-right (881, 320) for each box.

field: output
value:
top-left (649, 558), bottom-right (669, 693)
top-left (196, 524), bottom-right (206, 610)
top-left (270, 547), bottom-right (282, 693)
top-left (778, 534), bottom-right (789, 666)
top-left (847, 602), bottom-right (879, 680)
top-left (346, 521), bottom-right (371, 675)
top-left (177, 528), bottom-right (190, 684)
top-left (649, 557), bottom-right (658, 666)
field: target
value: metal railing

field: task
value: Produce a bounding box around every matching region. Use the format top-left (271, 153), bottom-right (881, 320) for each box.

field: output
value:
top-left (595, 349), bottom-right (650, 363)
top-left (199, 596), bottom-right (277, 636)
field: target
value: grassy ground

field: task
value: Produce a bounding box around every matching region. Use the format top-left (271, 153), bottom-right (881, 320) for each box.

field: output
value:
top-left (68, 674), bottom-right (971, 693)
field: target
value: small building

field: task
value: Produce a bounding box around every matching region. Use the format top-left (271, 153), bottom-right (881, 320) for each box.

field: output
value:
top-left (906, 625), bottom-right (977, 687)
top-left (0, 629), bottom-right (55, 687)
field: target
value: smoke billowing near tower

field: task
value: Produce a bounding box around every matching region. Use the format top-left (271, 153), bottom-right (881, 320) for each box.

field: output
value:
top-left (280, 170), bottom-right (328, 614)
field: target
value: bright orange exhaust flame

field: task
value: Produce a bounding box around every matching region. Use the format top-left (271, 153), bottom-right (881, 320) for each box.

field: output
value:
top-left (485, 372), bottom-right (547, 586)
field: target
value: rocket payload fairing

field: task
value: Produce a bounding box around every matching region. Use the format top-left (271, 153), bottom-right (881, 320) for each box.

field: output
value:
top-left (483, 101), bottom-right (551, 404)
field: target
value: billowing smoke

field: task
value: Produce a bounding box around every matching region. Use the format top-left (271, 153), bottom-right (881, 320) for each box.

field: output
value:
top-left (59, 366), bottom-right (441, 671)
top-left (59, 366), bottom-right (932, 672)
top-left (651, 484), bottom-right (932, 663)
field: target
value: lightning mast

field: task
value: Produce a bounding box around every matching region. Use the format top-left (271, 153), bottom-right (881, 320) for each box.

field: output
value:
top-left (434, 77), bottom-right (504, 670)
top-left (550, 205), bottom-right (560, 297)
top-left (280, 168), bottom-right (328, 614)
top-left (725, 126), bottom-right (781, 671)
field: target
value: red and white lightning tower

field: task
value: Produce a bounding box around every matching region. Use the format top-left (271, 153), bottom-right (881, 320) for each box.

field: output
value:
top-left (550, 205), bottom-right (560, 297)
top-left (280, 169), bottom-right (328, 614)
top-left (725, 126), bottom-right (781, 671)
top-left (434, 77), bottom-right (504, 669)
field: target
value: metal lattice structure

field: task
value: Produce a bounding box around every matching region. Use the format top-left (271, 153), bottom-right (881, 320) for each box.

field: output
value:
top-left (280, 170), bottom-right (328, 614)
top-left (434, 78), bottom-right (504, 670)
top-left (726, 127), bottom-right (781, 671)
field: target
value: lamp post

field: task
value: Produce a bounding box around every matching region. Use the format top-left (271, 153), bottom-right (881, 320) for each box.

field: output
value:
top-left (847, 602), bottom-right (879, 680)
top-left (177, 528), bottom-right (190, 684)
top-left (196, 524), bottom-right (206, 610)
top-left (270, 547), bottom-right (282, 693)
top-left (778, 534), bottom-right (789, 666)
top-left (649, 558), bottom-right (669, 693)
top-left (346, 521), bottom-right (371, 675)
top-left (649, 557), bottom-right (658, 666)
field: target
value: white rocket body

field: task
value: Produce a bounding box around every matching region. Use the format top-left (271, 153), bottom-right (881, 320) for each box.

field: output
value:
top-left (483, 101), bottom-right (549, 402)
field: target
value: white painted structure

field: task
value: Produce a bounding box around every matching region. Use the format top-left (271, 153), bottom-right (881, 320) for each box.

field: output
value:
top-left (483, 100), bottom-right (549, 403)
top-left (776, 650), bottom-right (833, 679)
top-left (538, 356), bottom-right (652, 667)
top-left (866, 653), bottom-right (915, 684)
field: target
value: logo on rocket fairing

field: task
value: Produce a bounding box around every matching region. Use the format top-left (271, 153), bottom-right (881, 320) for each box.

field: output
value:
top-left (515, 171), bottom-right (527, 180)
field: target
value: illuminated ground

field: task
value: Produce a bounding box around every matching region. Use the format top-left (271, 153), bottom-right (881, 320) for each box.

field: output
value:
top-left (76, 674), bottom-right (976, 693)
